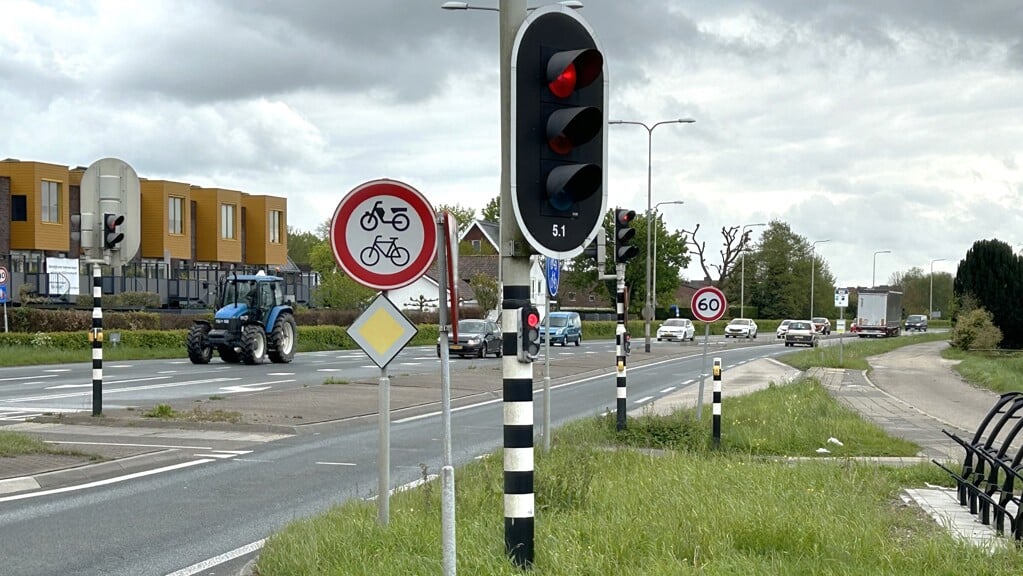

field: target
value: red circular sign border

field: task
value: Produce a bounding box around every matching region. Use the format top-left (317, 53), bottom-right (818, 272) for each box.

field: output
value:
top-left (690, 286), bottom-right (728, 323)
top-left (329, 179), bottom-right (437, 291)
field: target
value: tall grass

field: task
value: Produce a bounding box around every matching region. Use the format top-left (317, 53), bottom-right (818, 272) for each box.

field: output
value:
top-left (943, 348), bottom-right (1023, 393)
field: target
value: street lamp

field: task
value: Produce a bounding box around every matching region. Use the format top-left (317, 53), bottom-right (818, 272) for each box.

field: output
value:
top-left (610, 118), bottom-right (696, 353)
top-left (441, 0), bottom-right (582, 9)
top-left (739, 223), bottom-right (765, 318)
top-left (872, 250), bottom-right (891, 287)
top-left (651, 200), bottom-right (685, 311)
top-left (930, 258), bottom-right (946, 320)
top-left (809, 239), bottom-right (831, 318)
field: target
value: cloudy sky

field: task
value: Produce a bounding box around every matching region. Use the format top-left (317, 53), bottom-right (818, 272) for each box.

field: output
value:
top-left (3, 0), bottom-right (1022, 288)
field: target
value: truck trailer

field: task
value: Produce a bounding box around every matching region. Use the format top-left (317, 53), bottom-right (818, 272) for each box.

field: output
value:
top-left (855, 289), bottom-right (903, 338)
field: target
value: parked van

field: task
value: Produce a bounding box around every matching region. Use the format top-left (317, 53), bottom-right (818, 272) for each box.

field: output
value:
top-left (541, 311), bottom-right (582, 346)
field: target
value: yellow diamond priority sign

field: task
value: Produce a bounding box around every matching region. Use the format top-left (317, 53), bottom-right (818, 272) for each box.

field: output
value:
top-left (347, 294), bottom-right (418, 368)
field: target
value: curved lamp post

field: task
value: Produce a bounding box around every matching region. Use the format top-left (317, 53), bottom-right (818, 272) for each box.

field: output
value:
top-left (872, 250), bottom-right (891, 287)
top-left (739, 223), bottom-right (765, 318)
top-left (609, 118), bottom-right (695, 353)
top-left (809, 239), bottom-right (830, 318)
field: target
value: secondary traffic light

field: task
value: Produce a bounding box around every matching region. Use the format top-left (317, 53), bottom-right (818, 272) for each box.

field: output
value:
top-left (518, 306), bottom-right (541, 363)
top-left (103, 213), bottom-right (125, 249)
top-left (512, 7), bottom-right (607, 259)
top-left (615, 209), bottom-right (638, 263)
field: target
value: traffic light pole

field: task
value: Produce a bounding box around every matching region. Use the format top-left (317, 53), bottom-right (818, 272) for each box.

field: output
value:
top-left (615, 263), bottom-right (628, 431)
top-left (499, 0), bottom-right (534, 568)
top-left (89, 261), bottom-right (103, 416)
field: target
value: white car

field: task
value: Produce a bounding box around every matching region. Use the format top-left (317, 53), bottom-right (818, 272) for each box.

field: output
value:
top-left (656, 318), bottom-right (695, 342)
top-left (776, 319), bottom-right (794, 339)
top-left (724, 318), bottom-right (758, 339)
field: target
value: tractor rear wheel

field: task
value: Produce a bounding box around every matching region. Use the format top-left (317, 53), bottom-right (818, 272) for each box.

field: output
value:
top-left (187, 324), bottom-right (213, 364)
top-left (241, 325), bottom-right (266, 365)
top-left (268, 313), bottom-right (297, 364)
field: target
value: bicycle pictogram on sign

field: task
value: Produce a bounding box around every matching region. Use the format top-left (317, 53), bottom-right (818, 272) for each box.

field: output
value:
top-left (360, 236), bottom-right (411, 267)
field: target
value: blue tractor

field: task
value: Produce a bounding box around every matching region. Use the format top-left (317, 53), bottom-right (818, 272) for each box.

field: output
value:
top-left (187, 271), bottom-right (297, 365)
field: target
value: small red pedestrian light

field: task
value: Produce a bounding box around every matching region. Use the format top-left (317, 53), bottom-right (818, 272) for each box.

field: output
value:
top-left (548, 63), bottom-right (577, 98)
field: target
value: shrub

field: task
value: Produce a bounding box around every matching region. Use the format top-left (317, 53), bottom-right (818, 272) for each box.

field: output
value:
top-left (951, 308), bottom-right (1003, 350)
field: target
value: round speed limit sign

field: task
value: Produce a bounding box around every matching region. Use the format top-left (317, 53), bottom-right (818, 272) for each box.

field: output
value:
top-left (691, 286), bottom-right (728, 323)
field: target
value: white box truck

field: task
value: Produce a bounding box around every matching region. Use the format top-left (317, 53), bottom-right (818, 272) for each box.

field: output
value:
top-left (856, 289), bottom-right (903, 338)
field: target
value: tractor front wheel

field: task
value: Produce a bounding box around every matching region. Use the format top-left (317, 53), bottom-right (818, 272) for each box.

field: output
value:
top-left (268, 313), bottom-right (297, 364)
top-left (187, 324), bottom-right (213, 364)
top-left (241, 325), bottom-right (266, 365)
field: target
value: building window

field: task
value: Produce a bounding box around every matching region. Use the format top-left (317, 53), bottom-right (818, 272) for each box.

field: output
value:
top-left (168, 197), bottom-right (184, 234)
top-left (221, 203), bottom-right (236, 239)
top-left (41, 181), bottom-right (60, 223)
top-left (471, 239), bottom-right (481, 252)
top-left (568, 291), bottom-right (576, 302)
top-left (11, 195), bottom-right (27, 221)
top-left (269, 210), bottom-right (282, 244)
top-left (588, 294), bottom-right (596, 302)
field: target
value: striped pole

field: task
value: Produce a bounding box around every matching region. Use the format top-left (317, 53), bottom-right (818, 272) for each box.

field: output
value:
top-left (502, 282), bottom-right (533, 567)
top-left (616, 264), bottom-right (627, 431)
top-left (712, 357), bottom-right (722, 448)
top-left (91, 263), bottom-right (103, 416)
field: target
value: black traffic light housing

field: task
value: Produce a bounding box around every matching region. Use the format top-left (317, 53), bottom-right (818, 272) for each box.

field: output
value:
top-left (512, 7), bottom-right (607, 259)
top-left (518, 306), bottom-right (541, 363)
top-left (615, 209), bottom-right (638, 263)
top-left (103, 213), bottom-right (125, 249)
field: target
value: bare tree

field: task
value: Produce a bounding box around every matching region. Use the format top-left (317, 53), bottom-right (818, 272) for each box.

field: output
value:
top-left (681, 224), bottom-right (756, 287)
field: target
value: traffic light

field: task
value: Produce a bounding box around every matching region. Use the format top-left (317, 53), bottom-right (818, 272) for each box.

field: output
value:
top-left (615, 209), bottom-right (638, 263)
top-left (512, 7), bottom-right (607, 259)
top-left (103, 213), bottom-right (125, 249)
top-left (518, 306), bottom-right (541, 363)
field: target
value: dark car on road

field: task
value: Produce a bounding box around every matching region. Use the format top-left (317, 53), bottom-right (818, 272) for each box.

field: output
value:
top-left (438, 319), bottom-right (503, 358)
top-left (904, 314), bottom-right (928, 332)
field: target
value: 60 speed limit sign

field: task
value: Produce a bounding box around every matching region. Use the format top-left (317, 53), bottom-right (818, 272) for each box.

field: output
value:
top-left (691, 286), bottom-right (728, 323)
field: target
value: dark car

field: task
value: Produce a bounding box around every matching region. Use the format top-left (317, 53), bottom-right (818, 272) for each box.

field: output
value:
top-left (904, 314), bottom-right (928, 332)
top-left (437, 319), bottom-right (503, 358)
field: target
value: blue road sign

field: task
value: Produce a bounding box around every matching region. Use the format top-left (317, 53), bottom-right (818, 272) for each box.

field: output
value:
top-left (0, 285), bottom-right (7, 304)
top-left (546, 258), bottom-right (561, 298)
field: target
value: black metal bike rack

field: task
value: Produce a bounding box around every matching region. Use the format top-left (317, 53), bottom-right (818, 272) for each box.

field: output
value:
top-left (934, 392), bottom-right (1023, 539)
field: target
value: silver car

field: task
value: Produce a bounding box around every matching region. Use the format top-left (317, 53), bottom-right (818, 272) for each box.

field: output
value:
top-left (784, 320), bottom-right (819, 347)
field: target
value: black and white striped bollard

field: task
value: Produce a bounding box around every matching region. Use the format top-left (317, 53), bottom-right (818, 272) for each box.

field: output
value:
top-left (712, 357), bottom-right (722, 447)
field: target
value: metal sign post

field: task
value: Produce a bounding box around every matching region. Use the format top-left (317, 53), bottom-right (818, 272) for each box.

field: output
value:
top-left (691, 286), bottom-right (728, 420)
top-left (0, 266), bottom-right (8, 333)
top-left (543, 258), bottom-right (559, 451)
top-left (835, 289), bottom-right (849, 368)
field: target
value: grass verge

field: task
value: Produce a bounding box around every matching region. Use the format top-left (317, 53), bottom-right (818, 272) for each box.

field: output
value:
top-left (943, 348), bottom-right (1023, 394)
top-left (781, 332), bottom-right (949, 371)
top-left (0, 430), bottom-right (96, 459)
top-left (257, 377), bottom-right (1022, 575)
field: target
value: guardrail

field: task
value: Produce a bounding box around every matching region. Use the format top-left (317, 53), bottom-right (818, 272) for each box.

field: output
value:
top-left (934, 392), bottom-right (1023, 539)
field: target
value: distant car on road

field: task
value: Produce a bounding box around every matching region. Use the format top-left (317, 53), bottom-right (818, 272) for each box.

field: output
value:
top-left (811, 317), bottom-right (831, 335)
top-left (776, 319), bottom-right (794, 339)
top-left (657, 318), bottom-right (695, 342)
top-left (904, 314), bottom-right (928, 332)
top-left (724, 318), bottom-right (758, 339)
top-left (438, 319), bottom-right (502, 358)
top-left (784, 320), bottom-right (819, 347)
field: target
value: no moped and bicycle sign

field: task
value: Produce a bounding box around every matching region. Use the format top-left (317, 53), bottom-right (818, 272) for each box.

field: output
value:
top-left (330, 179), bottom-right (437, 291)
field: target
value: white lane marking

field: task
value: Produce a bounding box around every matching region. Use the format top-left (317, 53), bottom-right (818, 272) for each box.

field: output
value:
top-left (398, 362), bottom-right (422, 366)
top-left (266, 372), bottom-right (294, 376)
top-left (6, 376), bottom-right (238, 403)
top-left (193, 450), bottom-right (253, 459)
top-left (316, 368), bottom-right (343, 372)
top-left (45, 384), bottom-right (92, 389)
top-left (0, 374), bottom-right (57, 383)
top-left (316, 461), bottom-right (357, 466)
top-left (157, 370), bottom-right (178, 374)
top-left (47, 440), bottom-right (212, 450)
top-left (634, 396), bottom-right (654, 404)
top-left (220, 384), bottom-right (272, 393)
top-left (0, 459), bottom-right (215, 503)
top-left (660, 386), bottom-right (676, 393)
top-left (42, 368), bottom-right (72, 373)
top-left (165, 539), bottom-right (266, 576)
